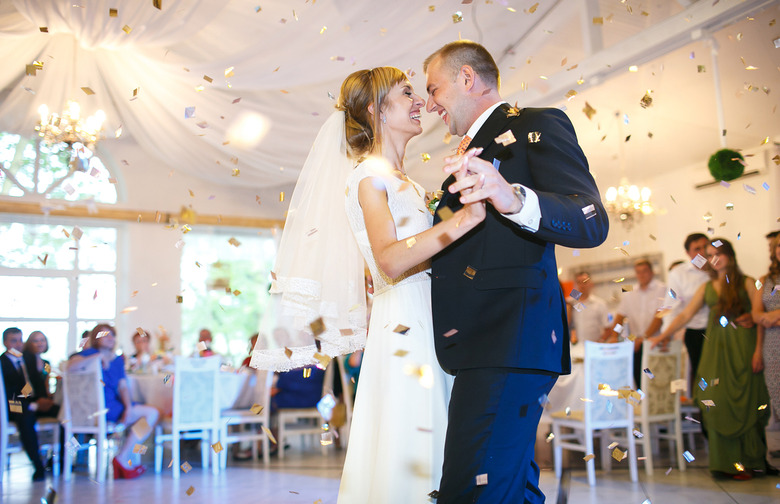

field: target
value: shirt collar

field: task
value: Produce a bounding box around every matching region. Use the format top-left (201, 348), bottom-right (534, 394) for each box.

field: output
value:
top-left (464, 101), bottom-right (507, 140)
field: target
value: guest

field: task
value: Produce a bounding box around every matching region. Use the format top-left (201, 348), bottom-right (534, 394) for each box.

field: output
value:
top-left (1, 327), bottom-right (46, 480)
top-left (605, 259), bottom-right (667, 387)
top-left (651, 238), bottom-right (770, 480)
top-left (663, 233), bottom-right (714, 392)
top-left (753, 234), bottom-right (780, 457)
top-left (195, 328), bottom-right (218, 358)
top-left (128, 330), bottom-right (155, 372)
top-left (22, 331), bottom-right (59, 419)
top-left (68, 323), bottom-right (160, 479)
top-left (567, 271), bottom-right (610, 344)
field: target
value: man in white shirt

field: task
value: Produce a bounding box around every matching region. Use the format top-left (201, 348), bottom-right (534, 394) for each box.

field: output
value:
top-left (663, 233), bottom-right (712, 390)
top-left (608, 259), bottom-right (667, 387)
top-left (568, 271), bottom-right (610, 345)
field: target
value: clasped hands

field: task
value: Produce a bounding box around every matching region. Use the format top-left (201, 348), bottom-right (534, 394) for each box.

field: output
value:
top-left (444, 148), bottom-right (523, 216)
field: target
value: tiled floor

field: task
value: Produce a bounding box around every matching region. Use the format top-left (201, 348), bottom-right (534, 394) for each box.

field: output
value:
top-left (2, 431), bottom-right (779, 503)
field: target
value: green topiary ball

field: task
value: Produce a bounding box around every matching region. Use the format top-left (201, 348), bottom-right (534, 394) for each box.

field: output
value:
top-left (708, 148), bottom-right (745, 181)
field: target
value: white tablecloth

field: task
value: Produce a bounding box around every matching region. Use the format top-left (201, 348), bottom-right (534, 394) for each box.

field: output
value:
top-left (541, 343), bottom-right (586, 423)
top-left (128, 371), bottom-right (253, 417)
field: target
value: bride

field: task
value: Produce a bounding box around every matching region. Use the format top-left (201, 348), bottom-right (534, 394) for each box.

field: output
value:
top-left (252, 67), bottom-right (485, 503)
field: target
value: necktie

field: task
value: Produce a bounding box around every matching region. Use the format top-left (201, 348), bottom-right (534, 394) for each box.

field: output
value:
top-left (456, 135), bottom-right (472, 155)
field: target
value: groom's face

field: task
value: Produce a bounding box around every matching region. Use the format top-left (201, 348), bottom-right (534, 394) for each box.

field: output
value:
top-left (425, 57), bottom-right (467, 136)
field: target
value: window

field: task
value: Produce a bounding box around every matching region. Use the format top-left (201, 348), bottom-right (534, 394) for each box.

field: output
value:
top-left (180, 230), bottom-right (276, 365)
top-left (0, 132), bottom-right (117, 203)
top-left (0, 221), bottom-right (119, 366)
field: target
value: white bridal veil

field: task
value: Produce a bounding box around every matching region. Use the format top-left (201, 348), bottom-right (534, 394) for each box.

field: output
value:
top-left (250, 111), bottom-right (367, 372)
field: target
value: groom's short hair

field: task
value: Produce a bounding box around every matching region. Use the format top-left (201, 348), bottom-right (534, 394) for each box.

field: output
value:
top-left (424, 40), bottom-right (500, 90)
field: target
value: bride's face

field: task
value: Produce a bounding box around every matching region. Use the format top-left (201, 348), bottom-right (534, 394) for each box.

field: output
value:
top-left (380, 81), bottom-right (424, 140)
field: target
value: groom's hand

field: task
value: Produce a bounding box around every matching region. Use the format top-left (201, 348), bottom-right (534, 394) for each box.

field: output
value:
top-left (445, 154), bottom-right (521, 214)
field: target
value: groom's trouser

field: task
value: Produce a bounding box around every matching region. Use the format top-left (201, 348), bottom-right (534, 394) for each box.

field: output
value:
top-left (437, 368), bottom-right (557, 504)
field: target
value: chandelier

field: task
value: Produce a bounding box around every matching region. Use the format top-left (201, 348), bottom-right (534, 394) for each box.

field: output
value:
top-left (604, 179), bottom-right (653, 227)
top-left (35, 100), bottom-right (106, 148)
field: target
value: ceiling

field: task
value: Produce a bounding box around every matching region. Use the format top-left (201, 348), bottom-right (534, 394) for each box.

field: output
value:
top-left (0, 0), bottom-right (778, 199)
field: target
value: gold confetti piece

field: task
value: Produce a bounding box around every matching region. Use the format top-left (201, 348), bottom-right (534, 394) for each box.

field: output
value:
top-left (153, 0), bottom-right (162, 9)
top-left (452, 11), bottom-right (463, 23)
top-left (313, 352), bottom-right (331, 368)
top-left (250, 403), bottom-right (264, 415)
top-left (20, 382), bottom-right (33, 397)
top-left (697, 65), bottom-right (706, 73)
top-left (592, 17), bottom-right (603, 25)
top-left (429, 5), bottom-right (435, 12)
top-left (612, 448), bottom-right (626, 461)
top-left (38, 253), bottom-right (48, 265)
top-left (421, 152), bottom-right (431, 162)
top-left (211, 442), bottom-right (223, 454)
top-left (203, 75), bottom-right (213, 83)
top-left (279, 191), bottom-right (285, 202)
top-left (528, 131), bottom-right (541, 143)
top-left (495, 130), bottom-right (517, 147)
top-left (232, 289), bottom-right (241, 296)
top-left (132, 444), bottom-right (147, 455)
top-left (228, 237), bottom-right (241, 247)
top-left (443, 329), bottom-right (458, 338)
top-left (185, 486), bottom-right (195, 496)
top-left (39, 27), bottom-right (48, 32)
top-left (394, 349), bottom-right (409, 357)
top-left (437, 206), bottom-right (454, 221)
top-left (132, 417), bottom-right (151, 439)
top-left (262, 425), bottom-right (277, 444)
top-left (583, 454), bottom-right (595, 462)
top-left (320, 26), bottom-right (327, 34)
top-left (760, 136), bottom-right (769, 145)
top-left (565, 89), bottom-right (577, 99)
top-left (463, 266), bottom-right (477, 280)
top-left (608, 441), bottom-right (619, 450)
top-left (120, 306), bottom-right (138, 313)
top-left (25, 64), bottom-right (38, 76)
top-left (109, 8), bottom-right (117, 17)
top-left (640, 90), bottom-right (653, 108)
top-left (582, 102), bottom-right (596, 120)
top-left (734, 462), bottom-right (745, 472)
top-left (393, 324), bottom-right (410, 334)
top-left (405, 237), bottom-right (417, 249)
top-left (310, 317), bottom-right (325, 336)
top-left (280, 89), bottom-right (289, 94)
top-left (701, 399), bottom-right (716, 407)
top-left (758, 403), bottom-right (768, 410)
top-left (122, 25), bottom-right (132, 34)
top-left (546, 432), bottom-right (555, 443)
top-left (81, 87), bottom-right (95, 95)
top-left (475, 473), bottom-right (488, 486)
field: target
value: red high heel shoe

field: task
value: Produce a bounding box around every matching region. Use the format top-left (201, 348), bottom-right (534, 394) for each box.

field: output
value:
top-left (112, 457), bottom-right (146, 479)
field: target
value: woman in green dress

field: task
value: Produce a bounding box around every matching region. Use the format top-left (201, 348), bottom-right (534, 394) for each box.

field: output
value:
top-left (651, 238), bottom-right (770, 480)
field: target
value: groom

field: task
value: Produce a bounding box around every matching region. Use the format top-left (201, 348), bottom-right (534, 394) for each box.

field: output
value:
top-left (424, 41), bottom-right (609, 503)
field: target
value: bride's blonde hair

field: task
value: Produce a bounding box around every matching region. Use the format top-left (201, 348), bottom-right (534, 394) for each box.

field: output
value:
top-left (336, 67), bottom-right (407, 160)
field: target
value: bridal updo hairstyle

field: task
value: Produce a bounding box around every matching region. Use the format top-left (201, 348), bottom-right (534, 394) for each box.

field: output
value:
top-left (336, 67), bottom-right (407, 160)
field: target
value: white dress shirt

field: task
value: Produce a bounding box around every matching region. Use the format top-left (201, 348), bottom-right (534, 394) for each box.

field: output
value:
top-left (568, 293), bottom-right (610, 342)
top-left (663, 261), bottom-right (710, 330)
top-left (464, 101), bottom-right (541, 232)
top-left (616, 278), bottom-right (667, 337)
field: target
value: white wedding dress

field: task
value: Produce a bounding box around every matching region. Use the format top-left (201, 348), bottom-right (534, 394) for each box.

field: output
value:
top-left (338, 161), bottom-right (453, 503)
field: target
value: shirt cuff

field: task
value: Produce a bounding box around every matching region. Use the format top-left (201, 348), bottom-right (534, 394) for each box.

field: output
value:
top-left (501, 185), bottom-right (541, 232)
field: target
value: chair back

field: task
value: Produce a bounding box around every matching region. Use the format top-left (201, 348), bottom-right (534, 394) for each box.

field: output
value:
top-left (62, 356), bottom-right (106, 432)
top-left (172, 356), bottom-right (220, 430)
top-left (640, 340), bottom-right (682, 420)
top-left (584, 341), bottom-right (635, 428)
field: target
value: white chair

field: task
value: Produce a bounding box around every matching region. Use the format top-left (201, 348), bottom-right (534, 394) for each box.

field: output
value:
top-left (276, 362), bottom-right (336, 459)
top-left (61, 355), bottom-right (118, 482)
top-left (154, 356), bottom-right (221, 478)
top-left (633, 340), bottom-right (686, 475)
top-left (551, 341), bottom-right (638, 486)
top-left (219, 368), bottom-right (274, 467)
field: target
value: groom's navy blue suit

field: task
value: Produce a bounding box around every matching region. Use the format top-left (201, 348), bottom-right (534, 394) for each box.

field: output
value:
top-left (432, 105), bottom-right (609, 503)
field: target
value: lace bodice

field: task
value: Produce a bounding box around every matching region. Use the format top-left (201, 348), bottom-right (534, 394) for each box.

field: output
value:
top-left (345, 161), bottom-right (432, 295)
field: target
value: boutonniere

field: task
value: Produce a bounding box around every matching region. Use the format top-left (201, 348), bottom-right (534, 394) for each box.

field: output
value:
top-left (506, 102), bottom-right (521, 117)
top-left (426, 190), bottom-right (443, 215)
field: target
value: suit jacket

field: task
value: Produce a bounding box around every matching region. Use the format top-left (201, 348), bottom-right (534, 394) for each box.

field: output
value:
top-left (1, 352), bottom-right (32, 413)
top-left (431, 105), bottom-right (609, 374)
top-left (22, 351), bottom-right (50, 402)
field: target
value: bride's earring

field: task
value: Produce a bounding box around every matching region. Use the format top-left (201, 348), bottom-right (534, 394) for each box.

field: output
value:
top-left (382, 116), bottom-right (386, 124)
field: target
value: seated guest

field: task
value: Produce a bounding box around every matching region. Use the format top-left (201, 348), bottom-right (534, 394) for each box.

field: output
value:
top-left (1, 327), bottom-right (46, 480)
top-left (22, 330), bottom-right (59, 419)
top-left (68, 323), bottom-right (160, 479)
top-left (128, 329), bottom-right (155, 372)
top-left (567, 271), bottom-right (611, 344)
top-left (195, 328), bottom-right (218, 358)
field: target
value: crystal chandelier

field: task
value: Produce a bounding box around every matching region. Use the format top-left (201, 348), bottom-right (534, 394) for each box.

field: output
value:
top-left (604, 179), bottom-right (653, 227)
top-left (35, 100), bottom-right (106, 148)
